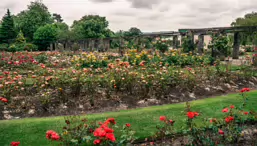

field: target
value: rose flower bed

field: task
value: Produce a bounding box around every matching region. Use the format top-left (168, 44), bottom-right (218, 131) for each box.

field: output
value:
top-left (0, 50), bottom-right (257, 119)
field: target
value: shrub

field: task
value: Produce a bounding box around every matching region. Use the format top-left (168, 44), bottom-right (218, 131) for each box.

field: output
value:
top-left (182, 36), bottom-right (195, 53)
top-left (208, 34), bottom-right (232, 57)
top-left (0, 43), bottom-right (8, 51)
top-left (7, 44), bottom-right (18, 52)
top-left (24, 43), bottom-right (38, 51)
top-left (35, 54), bottom-right (48, 63)
top-left (244, 46), bottom-right (254, 52)
top-left (33, 24), bottom-right (58, 51)
top-left (154, 39), bottom-right (170, 53)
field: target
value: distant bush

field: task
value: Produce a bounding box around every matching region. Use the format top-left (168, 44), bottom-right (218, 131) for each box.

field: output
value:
top-left (0, 43), bottom-right (9, 51)
top-left (35, 54), bottom-right (48, 64)
top-left (7, 44), bottom-right (19, 52)
top-left (24, 43), bottom-right (38, 51)
top-left (244, 46), bottom-right (254, 52)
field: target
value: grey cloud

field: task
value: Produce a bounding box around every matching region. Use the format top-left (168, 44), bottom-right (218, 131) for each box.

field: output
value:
top-left (112, 11), bottom-right (137, 17)
top-left (89, 0), bottom-right (114, 3)
top-left (126, 0), bottom-right (163, 9)
top-left (138, 13), bottom-right (164, 20)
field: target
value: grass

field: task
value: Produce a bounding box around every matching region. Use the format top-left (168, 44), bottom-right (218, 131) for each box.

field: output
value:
top-left (1, 91), bottom-right (257, 146)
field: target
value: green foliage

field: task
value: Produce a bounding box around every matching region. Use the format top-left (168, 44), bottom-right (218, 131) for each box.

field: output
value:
top-left (0, 9), bottom-right (16, 43)
top-left (55, 22), bottom-right (70, 41)
top-left (35, 54), bottom-right (48, 63)
top-left (15, 1), bottom-right (53, 40)
top-left (0, 43), bottom-right (8, 51)
top-left (154, 39), bottom-right (169, 53)
top-left (124, 27), bottom-right (142, 37)
top-left (52, 13), bottom-right (63, 23)
top-left (33, 24), bottom-right (58, 51)
top-left (231, 12), bottom-right (257, 45)
top-left (71, 15), bottom-right (114, 40)
top-left (182, 36), bottom-right (195, 53)
top-left (7, 44), bottom-right (19, 52)
top-left (244, 46), bottom-right (254, 52)
top-left (23, 43), bottom-right (38, 51)
top-left (208, 33), bottom-right (232, 57)
top-left (15, 30), bottom-right (26, 44)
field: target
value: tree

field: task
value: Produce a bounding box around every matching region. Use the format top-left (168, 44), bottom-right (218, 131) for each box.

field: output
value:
top-left (33, 24), bottom-right (58, 51)
top-left (0, 9), bottom-right (16, 43)
top-left (53, 13), bottom-right (63, 23)
top-left (71, 15), bottom-right (114, 40)
top-left (15, 30), bottom-right (26, 44)
top-left (231, 12), bottom-right (257, 45)
top-left (54, 22), bottom-right (70, 41)
top-left (15, 0), bottom-right (53, 41)
top-left (124, 27), bottom-right (142, 37)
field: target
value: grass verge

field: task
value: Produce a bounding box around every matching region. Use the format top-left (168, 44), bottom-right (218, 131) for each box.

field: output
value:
top-left (0, 91), bottom-right (257, 146)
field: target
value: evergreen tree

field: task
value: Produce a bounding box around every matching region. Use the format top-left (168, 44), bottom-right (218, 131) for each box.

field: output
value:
top-left (0, 9), bottom-right (16, 43)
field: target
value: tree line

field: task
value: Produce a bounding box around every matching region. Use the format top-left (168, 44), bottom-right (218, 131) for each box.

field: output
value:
top-left (0, 0), bottom-right (142, 51)
top-left (1, 0), bottom-right (257, 51)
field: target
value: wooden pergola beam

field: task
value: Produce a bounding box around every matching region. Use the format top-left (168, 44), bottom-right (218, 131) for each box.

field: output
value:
top-left (179, 26), bottom-right (257, 35)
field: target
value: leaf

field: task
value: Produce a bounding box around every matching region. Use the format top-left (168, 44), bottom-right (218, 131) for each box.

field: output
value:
top-left (25, 78), bottom-right (34, 85)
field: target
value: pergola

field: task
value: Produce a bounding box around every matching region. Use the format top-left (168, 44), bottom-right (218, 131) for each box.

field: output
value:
top-left (179, 26), bottom-right (257, 59)
top-left (55, 26), bottom-right (257, 59)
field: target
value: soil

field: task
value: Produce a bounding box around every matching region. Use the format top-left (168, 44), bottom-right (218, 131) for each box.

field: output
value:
top-left (1, 78), bottom-right (257, 120)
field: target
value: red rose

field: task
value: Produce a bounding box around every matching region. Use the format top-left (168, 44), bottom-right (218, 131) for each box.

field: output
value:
top-left (126, 123), bottom-right (131, 127)
top-left (244, 112), bottom-right (249, 115)
top-left (219, 129), bottom-right (224, 135)
top-left (230, 105), bottom-right (235, 109)
top-left (159, 116), bottom-right (166, 121)
top-left (187, 112), bottom-right (195, 119)
top-left (51, 133), bottom-right (60, 140)
top-left (94, 128), bottom-right (106, 137)
top-left (46, 130), bottom-right (60, 141)
top-left (0, 97), bottom-right (8, 103)
top-left (169, 120), bottom-right (174, 124)
top-left (11, 142), bottom-right (20, 146)
top-left (225, 117), bottom-right (230, 123)
top-left (103, 126), bottom-right (114, 133)
top-left (106, 118), bottom-right (116, 125)
top-left (106, 133), bottom-right (116, 142)
top-left (241, 88), bottom-right (250, 93)
top-left (194, 112), bottom-right (199, 117)
top-left (93, 139), bottom-right (101, 145)
top-left (222, 108), bottom-right (229, 113)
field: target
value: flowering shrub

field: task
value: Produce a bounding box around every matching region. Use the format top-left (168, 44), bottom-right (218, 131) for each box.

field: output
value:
top-left (153, 38), bottom-right (170, 53)
top-left (154, 116), bottom-right (175, 140)
top-left (0, 50), bottom-right (256, 120)
top-left (53, 116), bottom-right (136, 146)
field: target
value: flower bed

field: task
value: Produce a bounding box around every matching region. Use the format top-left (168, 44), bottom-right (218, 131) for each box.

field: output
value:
top-left (0, 50), bottom-right (257, 119)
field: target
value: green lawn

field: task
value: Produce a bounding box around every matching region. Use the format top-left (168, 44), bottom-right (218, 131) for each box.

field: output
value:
top-left (0, 91), bottom-right (257, 146)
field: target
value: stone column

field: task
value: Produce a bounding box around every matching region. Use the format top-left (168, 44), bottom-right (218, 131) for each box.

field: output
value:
top-left (198, 34), bottom-right (204, 55)
top-left (91, 39), bottom-right (95, 52)
top-left (104, 39), bottom-right (110, 52)
top-left (232, 32), bottom-right (240, 59)
top-left (99, 38), bottom-right (104, 52)
top-left (173, 35), bottom-right (178, 49)
top-left (83, 40), bottom-right (86, 51)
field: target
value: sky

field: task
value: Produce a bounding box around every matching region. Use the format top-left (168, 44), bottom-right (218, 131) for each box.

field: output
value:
top-left (0, 0), bottom-right (257, 32)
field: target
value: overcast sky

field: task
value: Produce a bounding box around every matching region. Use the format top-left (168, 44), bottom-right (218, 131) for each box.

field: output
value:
top-left (0, 0), bottom-right (257, 32)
